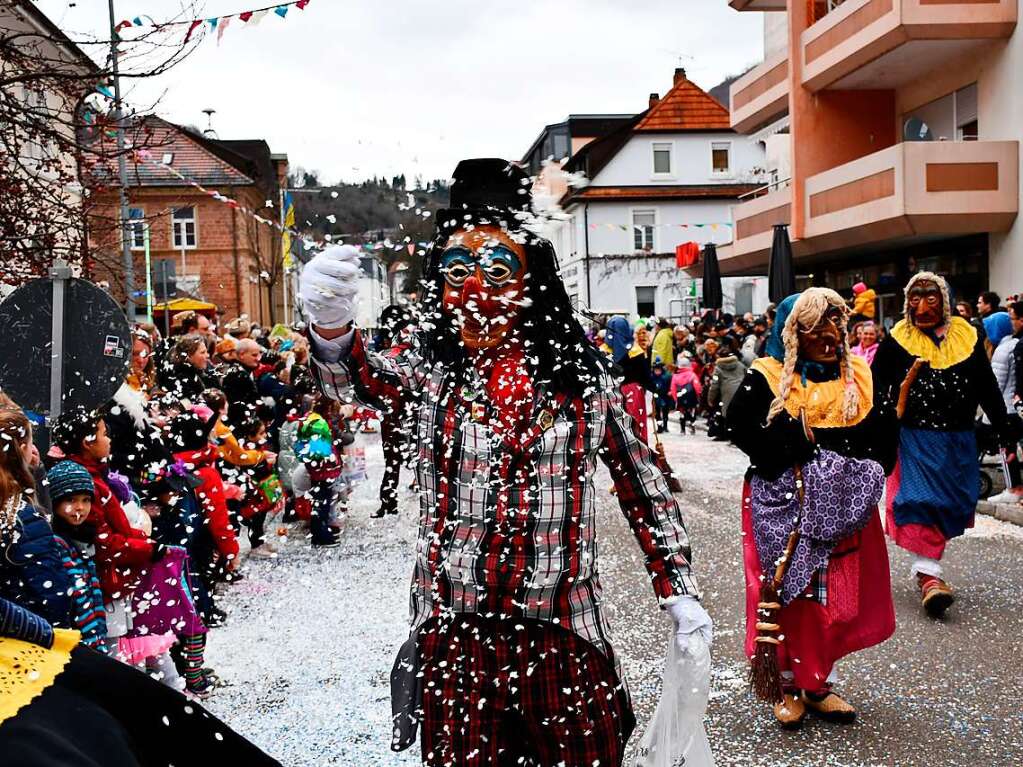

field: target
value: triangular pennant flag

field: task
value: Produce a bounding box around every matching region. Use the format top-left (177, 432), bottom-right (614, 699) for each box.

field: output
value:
top-left (184, 19), bottom-right (202, 42)
top-left (115, 19), bottom-right (132, 32)
top-left (217, 15), bottom-right (232, 43)
top-left (207, 17), bottom-right (219, 30)
top-left (239, 11), bottom-right (253, 21)
top-left (96, 85), bottom-right (114, 99)
top-left (249, 10), bottom-right (269, 25)
top-left (296, 0), bottom-right (311, 8)
top-left (275, 6), bottom-right (289, 18)
top-left (132, 17), bottom-right (144, 26)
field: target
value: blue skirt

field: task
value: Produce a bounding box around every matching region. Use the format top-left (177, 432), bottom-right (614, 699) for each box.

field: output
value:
top-left (892, 427), bottom-right (978, 540)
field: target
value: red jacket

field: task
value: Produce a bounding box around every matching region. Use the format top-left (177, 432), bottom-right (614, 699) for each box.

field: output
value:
top-left (175, 445), bottom-right (239, 561)
top-left (71, 455), bottom-right (153, 600)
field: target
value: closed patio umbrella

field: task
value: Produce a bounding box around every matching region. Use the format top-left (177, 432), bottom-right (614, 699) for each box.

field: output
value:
top-left (701, 243), bottom-right (723, 310)
top-left (768, 224), bottom-right (796, 304)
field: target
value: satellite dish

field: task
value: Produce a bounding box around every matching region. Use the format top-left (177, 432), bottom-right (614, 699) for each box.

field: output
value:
top-left (0, 277), bottom-right (130, 418)
top-left (903, 117), bottom-right (933, 142)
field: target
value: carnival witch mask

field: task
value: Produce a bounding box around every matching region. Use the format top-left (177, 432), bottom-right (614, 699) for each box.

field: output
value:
top-left (440, 224), bottom-right (528, 352)
top-left (907, 279), bottom-right (944, 331)
top-left (798, 305), bottom-right (843, 363)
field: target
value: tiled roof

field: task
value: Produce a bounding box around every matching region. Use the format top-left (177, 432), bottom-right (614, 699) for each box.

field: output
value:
top-left (634, 75), bottom-right (731, 132)
top-left (87, 117), bottom-right (257, 189)
top-left (562, 184), bottom-right (757, 206)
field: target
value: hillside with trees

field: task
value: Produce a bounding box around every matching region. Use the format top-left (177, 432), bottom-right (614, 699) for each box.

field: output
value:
top-left (287, 171), bottom-right (449, 292)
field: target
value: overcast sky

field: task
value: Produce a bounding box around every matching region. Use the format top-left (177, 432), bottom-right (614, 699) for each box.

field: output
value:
top-left (37, 0), bottom-right (764, 184)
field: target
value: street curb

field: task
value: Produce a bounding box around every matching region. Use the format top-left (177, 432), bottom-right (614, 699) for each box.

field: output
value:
top-left (976, 500), bottom-right (1023, 527)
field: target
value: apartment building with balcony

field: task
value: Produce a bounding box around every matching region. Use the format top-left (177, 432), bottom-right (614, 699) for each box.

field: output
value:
top-left (720, 0), bottom-right (1020, 324)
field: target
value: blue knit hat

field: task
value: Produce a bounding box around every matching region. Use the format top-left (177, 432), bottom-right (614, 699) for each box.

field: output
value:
top-left (46, 460), bottom-right (95, 503)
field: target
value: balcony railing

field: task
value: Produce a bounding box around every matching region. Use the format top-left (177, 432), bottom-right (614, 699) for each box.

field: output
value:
top-left (804, 139), bottom-right (1018, 250)
top-left (730, 52), bottom-right (790, 134)
top-left (720, 185), bottom-right (794, 272)
top-left (801, 0), bottom-right (1017, 91)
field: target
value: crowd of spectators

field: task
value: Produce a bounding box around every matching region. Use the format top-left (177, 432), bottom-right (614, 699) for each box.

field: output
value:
top-left (0, 309), bottom-right (364, 701)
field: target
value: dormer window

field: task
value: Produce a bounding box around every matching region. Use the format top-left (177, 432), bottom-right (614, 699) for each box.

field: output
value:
top-left (652, 143), bottom-right (673, 175)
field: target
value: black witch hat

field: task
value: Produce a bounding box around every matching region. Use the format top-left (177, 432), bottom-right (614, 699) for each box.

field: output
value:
top-left (434, 159), bottom-right (533, 237)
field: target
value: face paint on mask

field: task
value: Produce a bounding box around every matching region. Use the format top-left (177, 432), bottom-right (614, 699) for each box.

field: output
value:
top-left (798, 306), bottom-right (843, 363)
top-left (440, 225), bottom-right (529, 352)
top-left (908, 280), bottom-right (944, 330)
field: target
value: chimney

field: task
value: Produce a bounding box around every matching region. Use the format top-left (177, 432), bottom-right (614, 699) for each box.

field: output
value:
top-left (649, 93), bottom-right (660, 109)
top-left (674, 67), bottom-right (687, 85)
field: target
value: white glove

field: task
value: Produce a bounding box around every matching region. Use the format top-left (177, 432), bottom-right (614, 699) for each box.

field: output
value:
top-left (667, 596), bottom-right (713, 652)
top-left (299, 244), bottom-right (362, 329)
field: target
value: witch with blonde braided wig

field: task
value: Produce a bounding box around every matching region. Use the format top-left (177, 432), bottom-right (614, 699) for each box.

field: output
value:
top-left (727, 288), bottom-right (896, 730)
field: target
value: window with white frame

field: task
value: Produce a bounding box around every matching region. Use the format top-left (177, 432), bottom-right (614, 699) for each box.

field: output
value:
top-left (636, 286), bottom-right (656, 318)
top-left (127, 208), bottom-right (145, 250)
top-left (172, 206), bottom-right (197, 249)
top-left (633, 209), bottom-right (656, 252)
top-left (652, 142), bottom-right (673, 175)
top-left (711, 141), bottom-right (731, 175)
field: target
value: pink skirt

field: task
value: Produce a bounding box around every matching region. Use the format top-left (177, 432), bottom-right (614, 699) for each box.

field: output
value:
top-left (117, 631), bottom-right (177, 665)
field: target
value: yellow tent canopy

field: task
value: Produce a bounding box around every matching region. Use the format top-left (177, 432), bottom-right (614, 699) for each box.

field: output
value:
top-left (151, 298), bottom-right (218, 315)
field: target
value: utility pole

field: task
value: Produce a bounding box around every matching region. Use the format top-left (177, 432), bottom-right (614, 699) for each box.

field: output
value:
top-left (108, 0), bottom-right (135, 320)
top-left (280, 186), bottom-right (290, 326)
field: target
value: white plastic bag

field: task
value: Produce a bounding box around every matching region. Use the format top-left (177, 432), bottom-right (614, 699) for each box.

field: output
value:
top-left (630, 629), bottom-right (715, 767)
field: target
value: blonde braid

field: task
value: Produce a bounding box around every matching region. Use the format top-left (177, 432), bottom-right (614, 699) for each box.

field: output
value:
top-left (765, 287), bottom-right (860, 424)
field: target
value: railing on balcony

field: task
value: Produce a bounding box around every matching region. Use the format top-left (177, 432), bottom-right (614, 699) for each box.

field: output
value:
top-left (801, 0), bottom-right (1017, 91)
top-left (804, 140), bottom-right (1018, 249)
top-left (738, 176), bottom-right (792, 202)
top-left (730, 52), bottom-right (790, 133)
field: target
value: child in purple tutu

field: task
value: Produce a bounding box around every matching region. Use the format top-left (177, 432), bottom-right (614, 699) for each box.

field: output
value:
top-left (121, 484), bottom-right (210, 696)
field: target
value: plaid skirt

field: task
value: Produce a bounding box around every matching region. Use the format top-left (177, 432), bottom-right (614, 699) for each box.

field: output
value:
top-left (419, 615), bottom-right (635, 767)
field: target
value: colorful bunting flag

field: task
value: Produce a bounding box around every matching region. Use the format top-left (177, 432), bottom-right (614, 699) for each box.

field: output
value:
top-left (115, 1), bottom-right (311, 46)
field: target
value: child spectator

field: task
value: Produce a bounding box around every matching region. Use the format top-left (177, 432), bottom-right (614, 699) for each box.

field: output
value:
top-left (52, 406), bottom-right (162, 656)
top-left (169, 410), bottom-right (239, 623)
top-left (132, 487), bottom-right (212, 697)
top-left (670, 357), bottom-right (702, 435)
top-left (291, 410), bottom-right (343, 548)
top-left (230, 418), bottom-right (284, 558)
top-left (708, 341), bottom-right (748, 441)
top-left (47, 460), bottom-right (107, 649)
top-left (651, 359), bottom-right (674, 434)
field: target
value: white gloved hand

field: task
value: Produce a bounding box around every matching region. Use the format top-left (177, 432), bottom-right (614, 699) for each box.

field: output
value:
top-left (298, 244), bottom-right (362, 329)
top-left (667, 596), bottom-right (713, 652)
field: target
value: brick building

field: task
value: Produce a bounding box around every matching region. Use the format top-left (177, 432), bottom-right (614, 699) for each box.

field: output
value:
top-left (89, 117), bottom-right (289, 323)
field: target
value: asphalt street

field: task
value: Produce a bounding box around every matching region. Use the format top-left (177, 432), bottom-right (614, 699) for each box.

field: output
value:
top-left (206, 423), bottom-right (1023, 766)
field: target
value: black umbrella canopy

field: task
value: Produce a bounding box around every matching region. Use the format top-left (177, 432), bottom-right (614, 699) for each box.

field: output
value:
top-left (768, 224), bottom-right (796, 304)
top-left (701, 243), bottom-right (723, 310)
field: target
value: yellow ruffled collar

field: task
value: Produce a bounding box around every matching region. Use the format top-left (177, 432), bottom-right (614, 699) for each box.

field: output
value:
top-left (890, 316), bottom-right (976, 369)
top-left (751, 355), bottom-right (873, 429)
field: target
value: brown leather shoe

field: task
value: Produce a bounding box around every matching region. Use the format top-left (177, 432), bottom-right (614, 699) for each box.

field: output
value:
top-left (918, 574), bottom-right (955, 618)
top-left (772, 693), bottom-right (806, 730)
top-left (803, 690), bottom-right (857, 724)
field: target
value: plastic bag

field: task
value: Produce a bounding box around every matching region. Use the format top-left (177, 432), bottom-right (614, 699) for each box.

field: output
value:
top-left (630, 629), bottom-right (715, 767)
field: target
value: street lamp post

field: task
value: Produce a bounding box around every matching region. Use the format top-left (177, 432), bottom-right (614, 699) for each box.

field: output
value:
top-left (107, 0), bottom-right (135, 321)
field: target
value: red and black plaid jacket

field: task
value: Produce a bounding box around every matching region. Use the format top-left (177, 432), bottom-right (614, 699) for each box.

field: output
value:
top-left (310, 329), bottom-right (699, 673)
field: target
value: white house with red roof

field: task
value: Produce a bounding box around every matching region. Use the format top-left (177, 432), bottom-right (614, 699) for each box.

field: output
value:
top-left (540, 68), bottom-right (770, 321)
